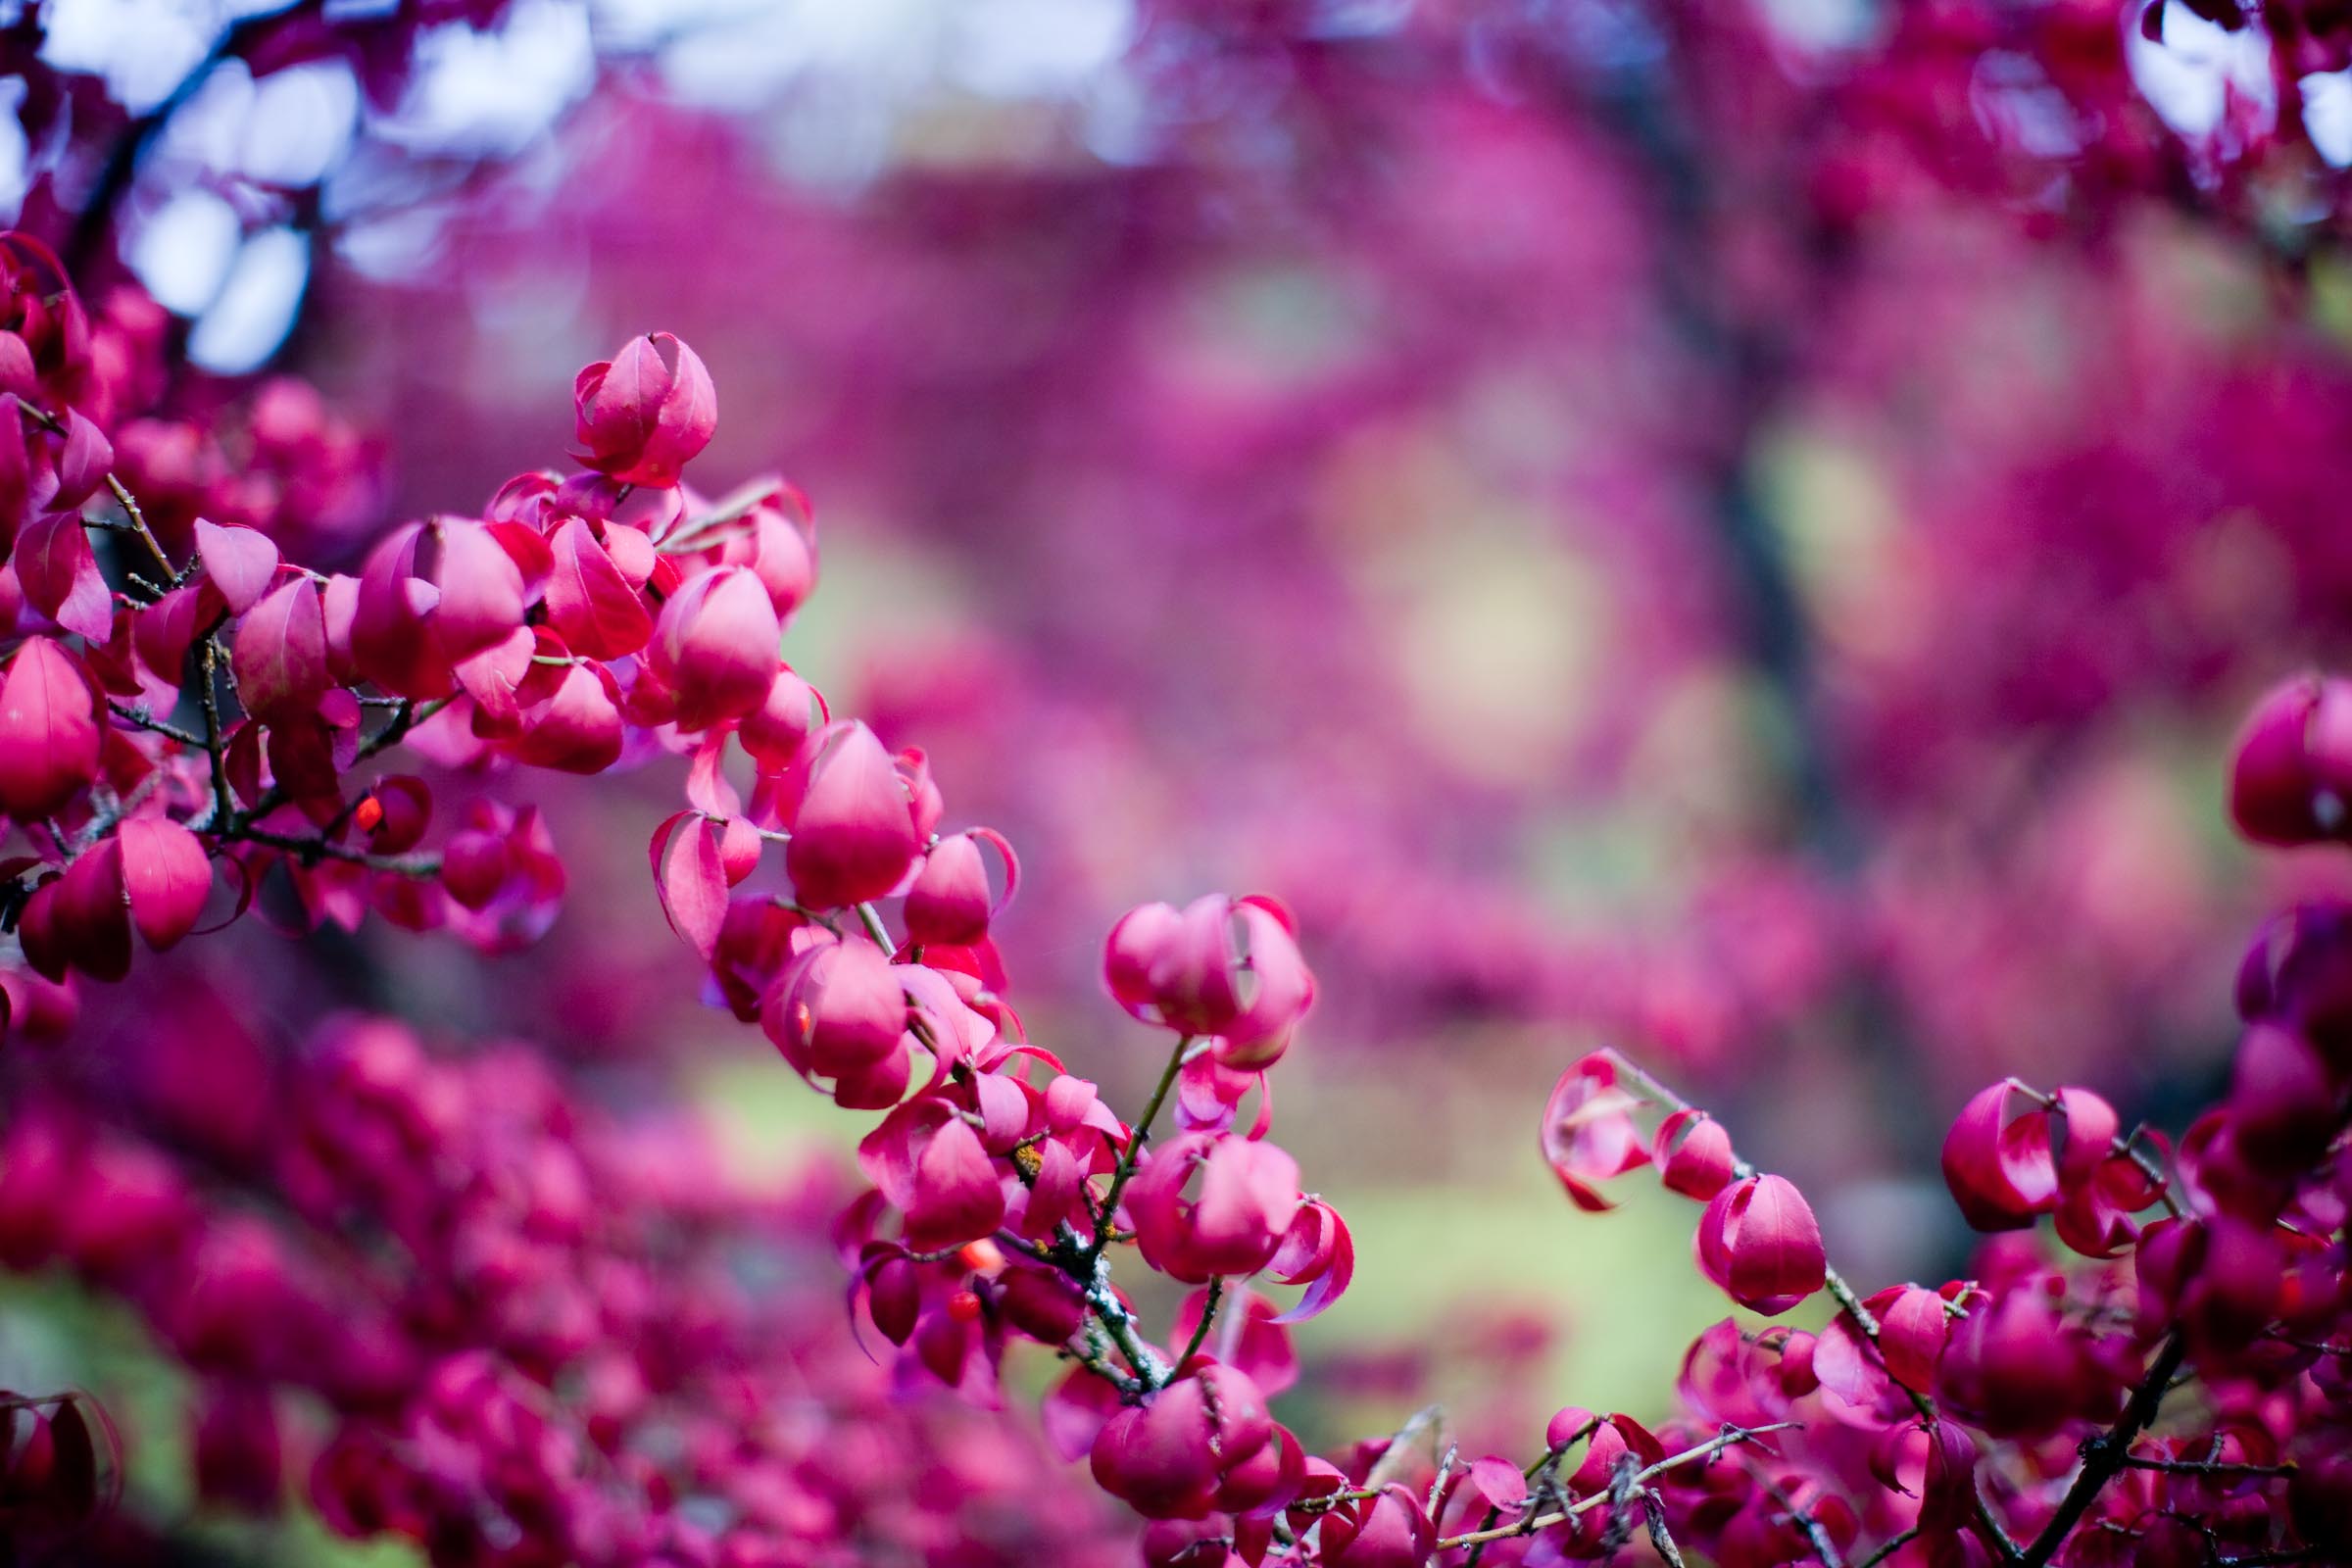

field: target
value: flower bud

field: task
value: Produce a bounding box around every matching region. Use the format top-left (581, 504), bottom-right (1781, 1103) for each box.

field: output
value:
top-left (997, 1264), bottom-right (1086, 1345)
top-left (738, 668), bottom-right (822, 770)
top-left (1090, 1362), bottom-right (1272, 1521)
top-left (1128, 1133), bottom-right (1302, 1284)
top-left (784, 723), bottom-right (923, 909)
top-left (1321, 1485), bottom-right (1435, 1568)
top-left (904, 829), bottom-right (1017, 947)
top-left (2229, 674), bottom-right (2352, 845)
top-left (651, 565), bottom-right (779, 731)
top-left (1693, 1174), bottom-right (1825, 1316)
top-left (865, 1253), bottom-right (921, 1346)
top-left (762, 938), bottom-right (907, 1080)
top-left (0, 638), bottom-right (98, 820)
top-left (572, 332), bottom-right (715, 488)
top-left (193, 1381), bottom-right (281, 1512)
top-left (1103, 894), bottom-right (1314, 1068)
top-left (2227, 1022), bottom-right (2344, 1173)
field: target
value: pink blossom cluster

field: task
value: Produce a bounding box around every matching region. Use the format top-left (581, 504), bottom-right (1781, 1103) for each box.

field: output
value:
top-left (1484, 678), bottom-right (2352, 1568)
top-left (0, 1010), bottom-right (1128, 1565)
top-left (0, 237), bottom-right (836, 991)
top-left (314, 0), bottom-right (2352, 1114)
top-left (10, 81), bottom-right (2352, 1561)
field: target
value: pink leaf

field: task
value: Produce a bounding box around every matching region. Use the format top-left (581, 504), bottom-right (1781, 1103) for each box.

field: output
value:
top-left (194, 519), bottom-right (280, 615)
top-left (512, 662), bottom-right (622, 774)
top-left (117, 816), bottom-right (212, 951)
top-left (51, 411), bottom-right (112, 509)
top-left (0, 637), bottom-right (99, 819)
top-left (430, 517), bottom-right (527, 661)
top-left (17, 513), bottom-right (112, 641)
top-left (650, 809), bottom-right (727, 958)
top-left (545, 518), bottom-right (652, 660)
top-left (230, 578), bottom-right (328, 721)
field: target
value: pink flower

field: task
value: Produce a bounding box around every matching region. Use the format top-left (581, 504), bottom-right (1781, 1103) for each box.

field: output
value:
top-left (192, 1380), bottom-right (280, 1513)
top-left (1940, 1081), bottom-right (2131, 1236)
top-left (737, 667), bottom-right (823, 769)
top-left (858, 1093), bottom-right (1007, 1252)
top-left (762, 936), bottom-right (911, 1103)
top-left (1936, 1274), bottom-right (2123, 1437)
top-left (231, 577), bottom-right (330, 721)
top-left (1693, 1173), bottom-right (1825, 1316)
top-left (1103, 894), bottom-right (1315, 1068)
top-left (346, 517), bottom-right (531, 698)
top-left (704, 477), bottom-right (817, 618)
top-left (649, 564), bottom-right (779, 730)
top-left (1654, 1108), bottom-right (1736, 1200)
top-left (2229, 674), bottom-right (2352, 845)
top-left (2227, 1022), bottom-right (2344, 1175)
top-left (0, 637), bottom-right (98, 820)
top-left (783, 722), bottom-right (924, 910)
top-left (1127, 1132), bottom-right (1302, 1284)
top-left (1089, 1361), bottom-right (1273, 1521)
top-left (1813, 1283), bottom-right (1955, 1414)
top-left (1539, 1053), bottom-right (1650, 1212)
top-left (904, 828), bottom-right (1018, 947)
top-left (572, 332), bottom-right (716, 488)
top-left (1320, 1484), bottom-right (1435, 1568)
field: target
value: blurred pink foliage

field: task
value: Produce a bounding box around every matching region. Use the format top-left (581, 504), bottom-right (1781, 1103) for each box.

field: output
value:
top-left (6, 0), bottom-right (2352, 1563)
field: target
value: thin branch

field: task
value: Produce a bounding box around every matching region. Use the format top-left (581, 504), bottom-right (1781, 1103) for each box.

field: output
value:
top-left (1752, 1465), bottom-right (1845, 1568)
top-left (2120, 1455), bottom-right (2292, 1480)
top-left (1175, 1276), bottom-right (1224, 1370)
top-left (2017, 1334), bottom-right (2188, 1568)
top-left (1089, 1034), bottom-right (1195, 1254)
top-left (1600, 1047), bottom-right (2023, 1562)
top-left (1643, 1491), bottom-right (1690, 1568)
top-left (1856, 1526), bottom-right (1922, 1568)
top-left (232, 825), bottom-right (440, 877)
top-left (1364, 1404), bottom-right (1446, 1493)
top-left (193, 638), bottom-right (236, 834)
top-left (105, 702), bottom-right (206, 749)
top-left (1434, 1423), bottom-right (1797, 1551)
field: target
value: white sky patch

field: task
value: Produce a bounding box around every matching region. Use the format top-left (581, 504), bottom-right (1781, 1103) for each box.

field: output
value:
top-left (130, 188), bottom-right (243, 314)
top-left (243, 60), bottom-right (361, 185)
top-left (0, 77), bottom-right (28, 223)
top-left (640, 0), bottom-right (1132, 112)
top-left (334, 203), bottom-right (450, 281)
top-left (2304, 70), bottom-right (2352, 168)
top-left (948, 0), bottom-right (1131, 98)
top-left (39, 0), bottom-right (219, 114)
top-left (1304, 0), bottom-right (1412, 39)
top-left (2129, 2), bottom-right (2275, 139)
top-left (159, 56), bottom-right (361, 188)
top-left (377, 0), bottom-right (595, 159)
top-left (652, 0), bottom-right (936, 114)
top-left (589, 0), bottom-right (765, 53)
top-left (1972, 50), bottom-right (2087, 159)
top-left (1752, 0), bottom-right (1875, 54)
top-left (188, 224), bottom-right (309, 372)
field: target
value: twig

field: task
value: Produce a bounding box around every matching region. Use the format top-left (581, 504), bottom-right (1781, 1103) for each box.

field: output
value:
top-left (1643, 1491), bottom-right (1690, 1568)
top-left (2120, 1455), bottom-right (2292, 1479)
top-left (1434, 1424), bottom-right (1796, 1551)
top-left (1752, 1465), bottom-right (1845, 1568)
top-left (1089, 1034), bottom-right (1194, 1254)
top-left (232, 825), bottom-right (439, 877)
top-left (1856, 1526), bottom-right (1922, 1568)
top-left (1600, 1048), bottom-right (2023, 1561)
top-left (2016, 1335), bottom-right (2188, 1568)
top-left (193, 638), bottom-right (236, 833)
top-left (1175, 1277), bottom-right (1223, 1370)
